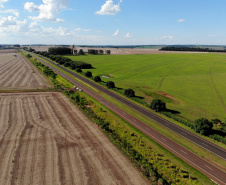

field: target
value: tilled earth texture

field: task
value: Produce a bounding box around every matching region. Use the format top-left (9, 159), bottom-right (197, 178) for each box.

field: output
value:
top-left (0, 51), bottom-right (50, 90)
top-left (0, 92), bottom-right (149, 185)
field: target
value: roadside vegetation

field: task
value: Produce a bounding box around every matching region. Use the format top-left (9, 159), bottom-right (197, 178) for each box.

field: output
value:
top-left (32, 49), bottom-right (226, 146)
top-left (65, 53), bottom-right (226, 145)
top-left (22, 52), bottom-right (73, 89)
top-left (22, 50), bottom-right (210, 184)
top-left (63, 90), bottom-right (214, 185)
top-left (22, 49), bottom-right (222, 184)
top-left (66, 53), bottom-right (226, 122)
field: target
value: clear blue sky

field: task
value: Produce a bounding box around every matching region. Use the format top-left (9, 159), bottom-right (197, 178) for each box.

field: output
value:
top-left (0, 0), bottom-right (226, 45)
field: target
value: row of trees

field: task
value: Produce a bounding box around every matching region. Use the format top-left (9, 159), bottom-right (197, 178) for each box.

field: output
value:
top-left (83, 71), bottom-right (137, 97)
top-left (160, 46), bottom-right (226, 53)
top-left (25, 54), bottom-right (66, 89)
top-left (149, 99), bottom-right (226, 141)
top-left (88, 49), bottom-right (111, 55)
top-left (25, 46), bottom-right (112, 56)
top-left (48, 47), bottom-right (72, 55)
top-left (49, 55), bottom-right (92, 69)
top-left (35, 51), bottom-right (93, 69)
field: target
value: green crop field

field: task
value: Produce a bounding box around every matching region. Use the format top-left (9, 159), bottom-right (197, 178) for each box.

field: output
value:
top-left (67, 53), bottom-right (226, 122)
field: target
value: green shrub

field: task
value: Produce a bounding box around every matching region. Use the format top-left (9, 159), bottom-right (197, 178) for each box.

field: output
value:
top-left (194, 118), bottom-right (213, 136)
top-left (85, 71), bottom-right (92, 77)
top-left (106, 81), bottom-right (115, 89)
top-left (76, 68), bottom-right (82, 73)
top-left (150, 99), bottom-right (166, 112)
top-left (94, 76), bottom-right (101, 82)
top-left (124, 89), bottom-right (135, 97)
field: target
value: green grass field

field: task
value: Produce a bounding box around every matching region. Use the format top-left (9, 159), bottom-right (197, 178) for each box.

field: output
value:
top-left (67, 53), bottom-right (226, 121)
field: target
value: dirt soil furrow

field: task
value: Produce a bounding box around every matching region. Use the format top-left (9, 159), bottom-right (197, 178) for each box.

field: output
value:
top-left (0, 97), bottom-right (26, 185)
top-left (5, 67), bottom-right (27, 87)
top-left (0, 53), bottom-right (50, 90)
top-left (0, 58), bottom-right (18, 72)
top-left (0, 92), bottom-right (149, 185)
top-left (50, 95), bottom-right (125, 183)
top-left (0, 97), bottom-right (11, 138)
top-left (49, 93), bottom-right (148, 184)
top-left (0, 61), bottom-right (24, 86)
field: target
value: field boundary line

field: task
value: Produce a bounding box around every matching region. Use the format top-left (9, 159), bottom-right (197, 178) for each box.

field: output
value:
top-left (208, 62), bottom-right (226, 113)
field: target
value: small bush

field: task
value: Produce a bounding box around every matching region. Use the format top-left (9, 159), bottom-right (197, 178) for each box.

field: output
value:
top-left (26, 54), bottom-right (32, 58)
top-left (194, 118), bottom-right (213, 136)
top-left (106, 81), bottom-right (115, 89)
top-left (124, 89), bottom-right (135, 97)
top-left (85, 71), bottom-right (92, 77)
top-left (150, 99), bottom-right (166, 112)
top-left (94, 76), bottom-right (101, 82)
top-left (76, 68), bottom-right (82, 73)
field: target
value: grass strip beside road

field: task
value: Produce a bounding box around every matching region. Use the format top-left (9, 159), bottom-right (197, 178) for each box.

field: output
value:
top-left (26, 52), bottom-right (226, 169)
top-left (99, 92), bottom-right (226, 169)
top-left (68, 90), bottom-right (214, 185)
top-left (20, 52), bottom-right (74, 90)
top-left (39, 53), bottom-right (226, 150)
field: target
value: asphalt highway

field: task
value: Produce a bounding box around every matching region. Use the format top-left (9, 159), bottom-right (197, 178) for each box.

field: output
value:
top-left (26, 52), bottom-right (226, 184)
top-left (34, 53), bottom-right (226, 160)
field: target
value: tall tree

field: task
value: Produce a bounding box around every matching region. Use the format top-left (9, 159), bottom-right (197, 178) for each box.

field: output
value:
top-left (106, 81), bottom-right (115, 89)
top-left (194, 118), bottom-right (213, 135)
top-left (85, 71), bottom-right (92, 77)
top-left (124, 89), bottom-right (135, 97)
top-left (150, 99), bottom-right (166, 112)
top-left (94, 76), bottom-right (101, 82)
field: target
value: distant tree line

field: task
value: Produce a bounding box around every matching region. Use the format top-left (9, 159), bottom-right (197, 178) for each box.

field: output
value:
top-left (24, 46), bottom-right (111, 55)
top-left (160, 46), bottom-right (226, 53)
top-left (48, 47), bottom-right (72, 55)
top-left (88, 49), bottom-right (111, 55)
top-left (49, 55), bottom-right (92, 69)
top-left (29, 48), bottom-right (93, 69)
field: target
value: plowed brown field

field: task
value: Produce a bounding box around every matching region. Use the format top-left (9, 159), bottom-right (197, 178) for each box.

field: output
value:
top-left (0, 92), bottom-right (148, 185)
top-left (0, 52), bottom-right (50, 90)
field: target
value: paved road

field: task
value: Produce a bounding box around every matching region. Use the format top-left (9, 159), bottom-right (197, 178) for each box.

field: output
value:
top-left (33, 53), bottom-right (226, 160)
top-left (26, 52), bottom-right (226, 185)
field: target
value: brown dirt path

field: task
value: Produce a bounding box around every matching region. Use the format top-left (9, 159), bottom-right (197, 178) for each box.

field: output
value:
top-left (0, 92), bottom-right (149, 185)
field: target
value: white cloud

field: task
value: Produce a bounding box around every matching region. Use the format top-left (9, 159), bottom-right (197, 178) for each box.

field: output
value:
top-left (0, 16), bottom-right (17, 26)
top-left (96, 0), bottom-right (121, 15)
top-left (0, 0), bottom-right (8, 8)
top-left (28, 22), bottom-right (77, 37)
top-left (14, 12), bottom-right (20, 17)
top-left (0, 18), bottom-right (28, 32)
top-left (24, 2), bottom-right (39, 12)
top-left (0, 9), bottom-right (16, 13)
top-left (29, 21), bottom-right (42, 32)
top-left (125, 32), bottom-right (132, 37)
top-left (113, 29), bottom-right (119, 36)
top-left (161, 35), bottom-right (173, 39)
top-left (75, 28), bottom-right (91, 32)
top-left (0, 9), bottom-right (20, 17)
top-left (177, 19), bottom-right (185, 23)
top-left (209, 35), bottom-right (216, 37)
top-left (24, 0), bottom-right (69, 22)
